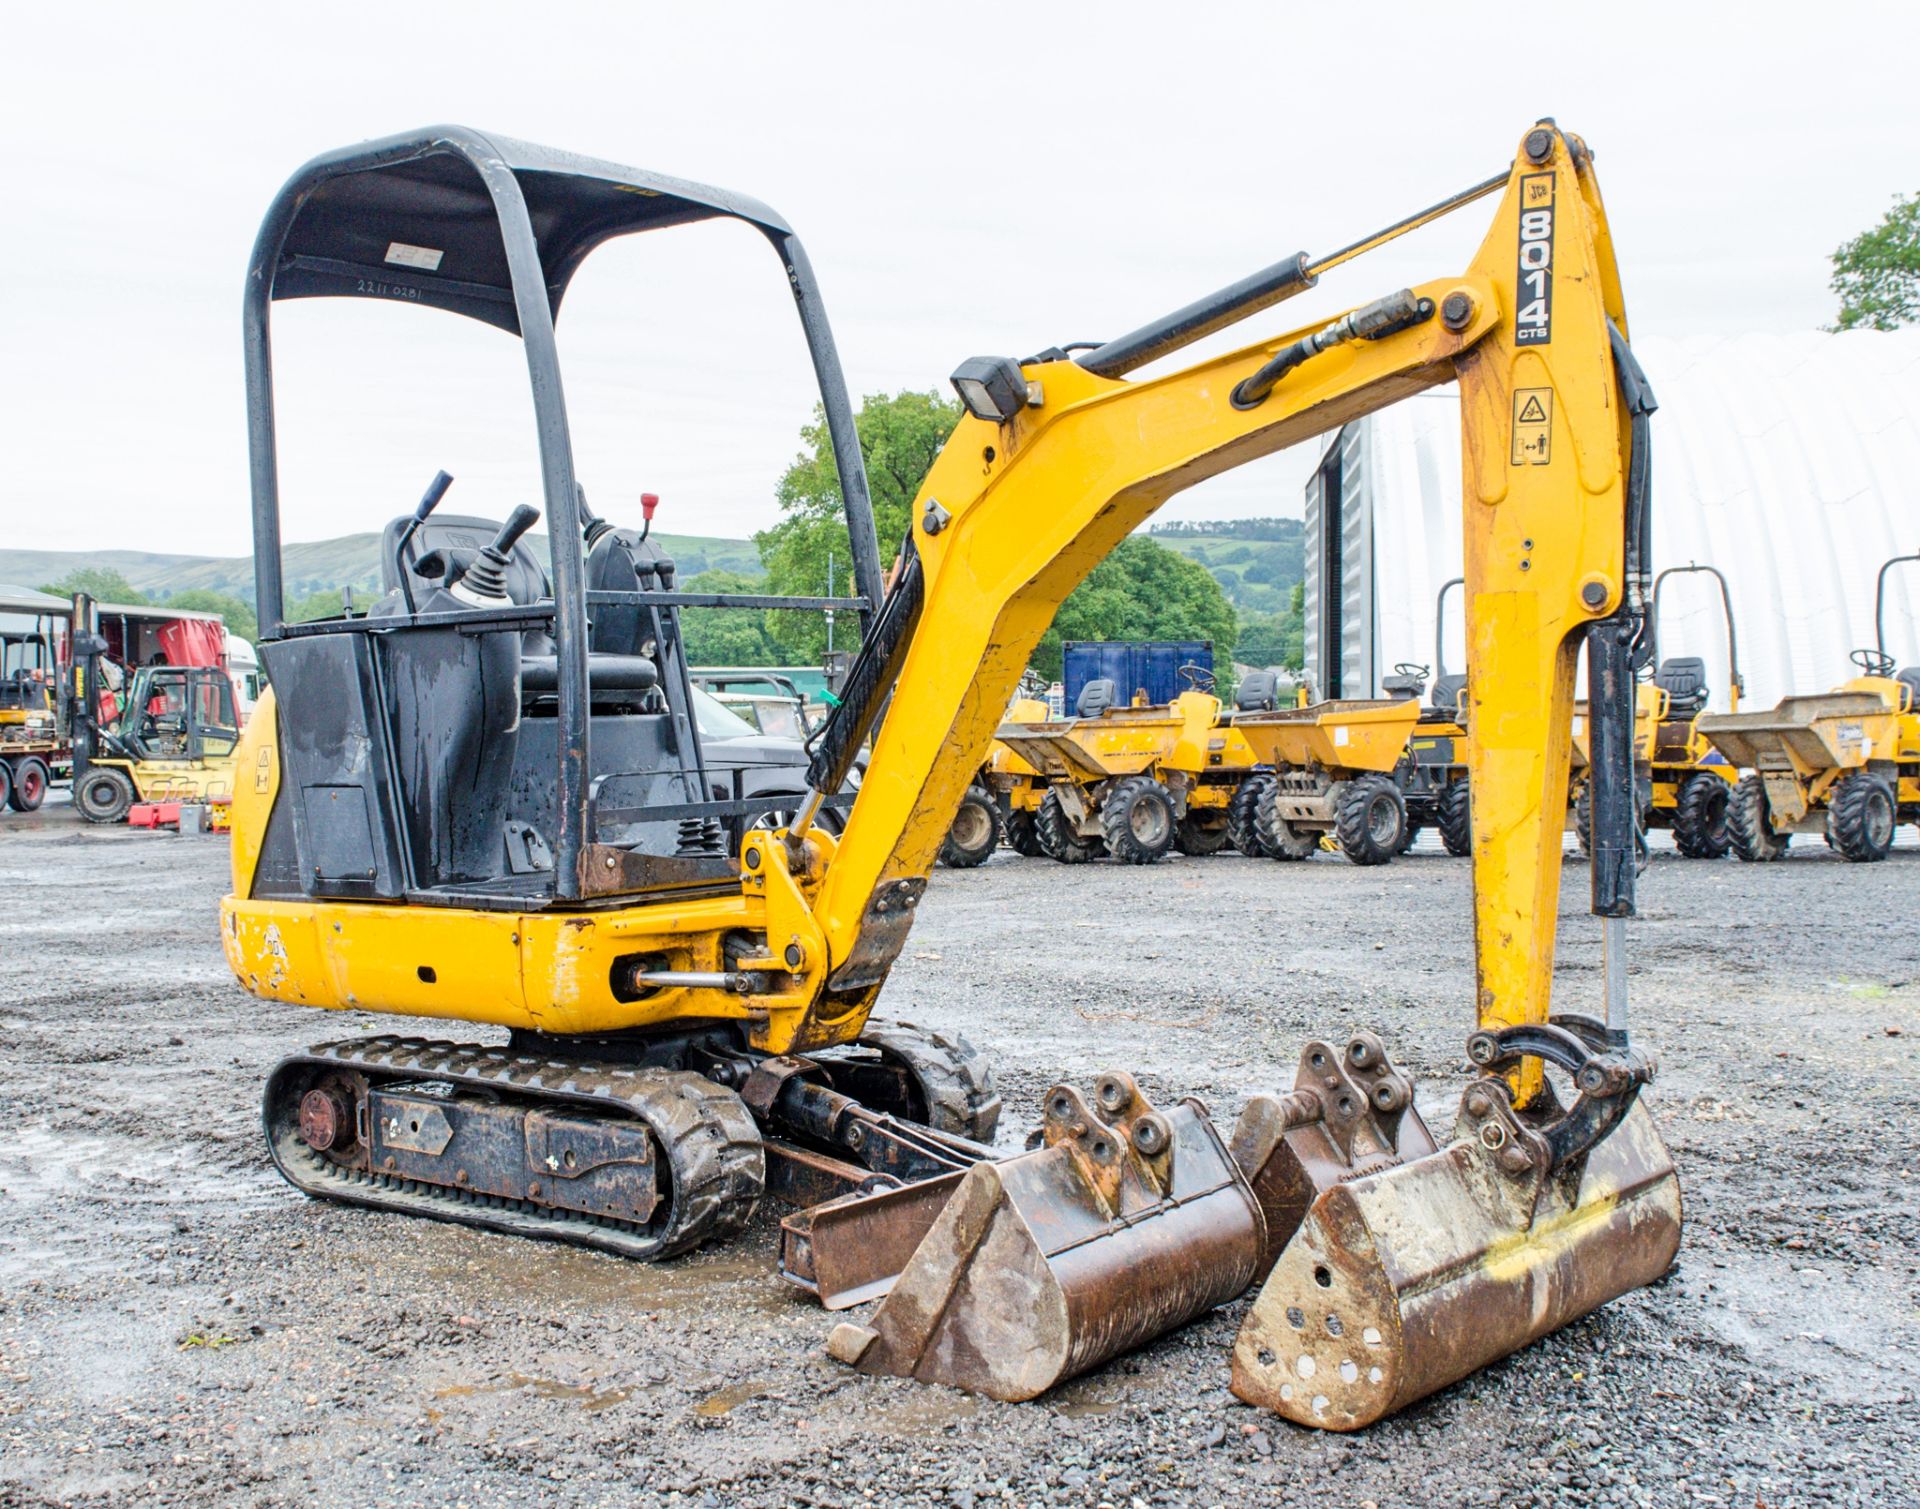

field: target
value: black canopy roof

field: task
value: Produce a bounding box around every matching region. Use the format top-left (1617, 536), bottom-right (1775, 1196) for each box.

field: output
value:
top-left (261, 126), bottom-right (792, 334)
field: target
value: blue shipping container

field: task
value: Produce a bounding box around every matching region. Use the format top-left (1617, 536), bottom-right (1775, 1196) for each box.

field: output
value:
top-left (1063, 641), bottom-right (1214, 711)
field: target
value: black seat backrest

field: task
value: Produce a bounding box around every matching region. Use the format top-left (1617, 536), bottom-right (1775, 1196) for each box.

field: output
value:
top-left (1076, 678), bottom-right (1118, 718)
top-left (1430, 673), bottom-right (1467, 716)
top-left (380, 513), bottom-right (551, 607)
top-left (1236, 670), bottom-right (1280, 712)
top-left (1897, 667), bottom-right (1920, 710)
top-left (583, 528), bottom-right (677, 656)
top-left (1654, 656), bottom-right (1709, 717)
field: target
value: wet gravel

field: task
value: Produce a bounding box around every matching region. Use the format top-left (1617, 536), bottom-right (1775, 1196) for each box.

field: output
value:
top-left (1, 808), bottom-right (1916, 1508)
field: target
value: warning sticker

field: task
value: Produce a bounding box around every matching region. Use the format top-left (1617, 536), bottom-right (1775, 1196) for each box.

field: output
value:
top-left (385, 241), bottom-right (445, 272)
top-left (1511, 387), bottom-right (1552, 465)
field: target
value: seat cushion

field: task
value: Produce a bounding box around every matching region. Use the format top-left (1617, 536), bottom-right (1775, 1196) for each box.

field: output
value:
top-left (1075, 678), bottom-right (1118, 718)
top-left (1654, 656), bottom-right (1709, 717)
top-left (1429, 673), bottom-right (1467, 715)
top-left (520, 654), bottom-right (659, 693)
top-left (1236, 670), bottom-right (1280, 712)
top-left (1897, 667), bottom-right (1920, 710)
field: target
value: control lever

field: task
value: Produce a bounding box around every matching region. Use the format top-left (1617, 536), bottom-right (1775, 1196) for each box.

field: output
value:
top-left (450, 505), bottom-right (541, 607)
top-left (639, 491), bottom-right (659, 543)
top-left (577, 484), bottom-right (614, 550)
top-left (394, 470), bottom-right (454, 616)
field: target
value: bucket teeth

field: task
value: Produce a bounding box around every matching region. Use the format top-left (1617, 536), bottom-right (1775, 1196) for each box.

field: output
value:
top-left (826, 1074), bottom-right (1262, 1402)
top-left (1231, 1091), bottom-right (1681, 1430)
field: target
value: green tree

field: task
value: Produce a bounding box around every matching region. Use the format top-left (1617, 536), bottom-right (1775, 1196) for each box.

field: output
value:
top-left (679, 569), bottom-right (795, 666)
top-left (1236, 581), bottom-right (1305, 671)
top-left (1830, 193), bottom-right (1920, 331)
top-left (1032, 536), bottom-right (1237, 684)
top-left (757, 389), bottom-right (962, 662)
top-left (288, 588), bottom-right (347, 623)
top-left (165, 589), bottom-right (258, 644)
top-left (39, 567), bottom-right (147, 604)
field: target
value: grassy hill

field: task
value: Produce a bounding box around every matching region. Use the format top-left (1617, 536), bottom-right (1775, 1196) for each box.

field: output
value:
top-left (0, 531), bottom-right (764, 604)
top-left (1146, 519), bottom-right (1303, 615)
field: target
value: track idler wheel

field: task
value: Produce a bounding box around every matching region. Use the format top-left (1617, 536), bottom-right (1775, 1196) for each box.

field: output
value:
top-left (826, 1072), bottom-right (1262, 1401)
top-left (1231, 1019), bottom-right (1680, 1430)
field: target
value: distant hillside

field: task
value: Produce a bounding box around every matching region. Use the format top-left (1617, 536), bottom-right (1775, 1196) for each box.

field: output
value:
top-left (1, 530), bottom-right (764, 604)
top-left (1147, 518), bottom-right (1303, 615)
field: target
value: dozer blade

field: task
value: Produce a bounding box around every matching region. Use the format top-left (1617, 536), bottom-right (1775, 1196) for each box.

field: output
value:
top-left (826, 1072), bottom-right (1262, 1402)
top-left (1231, 1038), bottom-right (1681, 1431)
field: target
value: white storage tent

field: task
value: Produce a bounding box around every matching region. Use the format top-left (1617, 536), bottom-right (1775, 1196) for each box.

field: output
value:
top-left (1303, 330), bottom-right (1920, 710)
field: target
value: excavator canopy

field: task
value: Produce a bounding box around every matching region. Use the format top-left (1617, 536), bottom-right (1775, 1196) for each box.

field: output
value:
top-left (257, 126), bottom-right (794, 332)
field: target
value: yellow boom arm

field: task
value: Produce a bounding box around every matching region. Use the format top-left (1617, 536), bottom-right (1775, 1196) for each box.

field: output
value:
top-left (788, 122), bottom-right (1631, 1052)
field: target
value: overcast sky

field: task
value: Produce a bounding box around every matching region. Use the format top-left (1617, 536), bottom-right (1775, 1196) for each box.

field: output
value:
top-left (2, 4), bottom-right (1910, 559)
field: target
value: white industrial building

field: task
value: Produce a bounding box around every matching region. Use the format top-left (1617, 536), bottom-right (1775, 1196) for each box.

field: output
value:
top-left (1302, 330), bottom-right (1920, 710)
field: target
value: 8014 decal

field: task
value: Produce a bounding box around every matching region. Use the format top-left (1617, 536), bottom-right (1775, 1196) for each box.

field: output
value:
top-left (1514, 172), bottom-right (1555, 346)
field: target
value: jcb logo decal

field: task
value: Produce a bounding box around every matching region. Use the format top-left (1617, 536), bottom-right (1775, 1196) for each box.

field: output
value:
top-left (1514, 173), bottom-right (1555, 346)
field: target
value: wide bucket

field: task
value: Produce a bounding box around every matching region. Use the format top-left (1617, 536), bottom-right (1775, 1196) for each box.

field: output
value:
top-left (1231, 1090), bottom-right (1681, 1430)
top-left (827, 1072), bottom-right (1262, 1401)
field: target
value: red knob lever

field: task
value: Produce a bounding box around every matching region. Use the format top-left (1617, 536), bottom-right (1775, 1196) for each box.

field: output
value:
top-left (641, 492), bottom-right (660, 521)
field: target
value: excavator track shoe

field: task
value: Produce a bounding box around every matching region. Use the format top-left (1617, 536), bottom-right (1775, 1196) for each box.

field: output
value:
top-left (826, 1071), bottom-right (1261, 1401)
top-left (1231, 1060), bottom-right (1680, 1430)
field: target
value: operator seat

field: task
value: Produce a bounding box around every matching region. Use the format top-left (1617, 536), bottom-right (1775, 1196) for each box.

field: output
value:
top-left (1429, 673), bottom-right (1468, 717)
top-left (1896, 667), bottom-right (1920, 711)
top-left (1653, 656), bottom-right (1709, 718)
top-left (377, 512), bottom-right (662, 701)
top-left (379, 512), bottom-right (551, 609)
top-left (1236, 670), bottom-right (1280, 712)
top-left (1075, 679), bottom-right (1118, 718)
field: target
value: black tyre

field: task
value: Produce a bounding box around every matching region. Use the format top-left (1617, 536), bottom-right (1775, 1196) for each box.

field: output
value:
top-left (938, 784), bottom-right (1003, 868)
top-left (1173, 808), bottom-right (1231, 856)
top-left (1227, 773), bottom-right (1276, 857)
top-left (1825, 772), bottom-right (1896, 863)
top-left (1574, 778), bottom-right (1651, 872)
top-left (1036, 786), bottom-right (1101, 863)
top-left (6, 756), bottom-right (49, 813)
top-left (1254, 781), bottom-right (1320, 861)
top-left (1101, 775), bottom-right (1176, 865)
top-left (1005, 807), bottom-right (1046, 857)
top-left (1671, 772), bottom-right (1732, 859)
top-left (857, 1020), bottom-right (1002, 1142)
top-left (1727, 773), bottom-right (1789, 862)
top-left (1333, 774), bottom-right (1407, 866)
top-left (1437, 779), bottom-right (1472, 856)
top-left (75, 766), bottom-right (137, 825)
top-left (0, 760), bottom-right (12, 814)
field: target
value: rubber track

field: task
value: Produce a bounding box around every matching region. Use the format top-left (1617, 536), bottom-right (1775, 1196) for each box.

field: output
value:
top-left (858, 1020), bottom-right (1002, 1143)
top-left (265, 1036), bottom-right (765, 1261)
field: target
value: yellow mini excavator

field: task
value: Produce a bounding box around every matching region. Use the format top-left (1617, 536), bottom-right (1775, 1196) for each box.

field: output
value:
top-left (224, 121), bottom-right (1677, 1430)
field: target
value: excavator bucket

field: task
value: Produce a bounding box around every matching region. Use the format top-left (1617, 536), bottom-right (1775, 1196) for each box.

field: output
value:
top-left (1226, 1033), bottom-right (1441, 1274)
top-left (1231, 1032), bottom-right (1682, 1430)
top-left (826, 1072), bottom-right (1263, 1401)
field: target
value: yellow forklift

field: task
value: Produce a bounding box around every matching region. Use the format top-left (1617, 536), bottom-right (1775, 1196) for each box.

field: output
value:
top-left (223, 121), bottom-right (1676, 1429)
top-left (0, 589), bottom-right (66, 813)
top-left (66, 597), bottom-right (242, 823)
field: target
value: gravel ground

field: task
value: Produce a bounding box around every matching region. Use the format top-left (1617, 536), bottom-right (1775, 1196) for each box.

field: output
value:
top-left (1, 807), bottom-right (1916, 1509)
